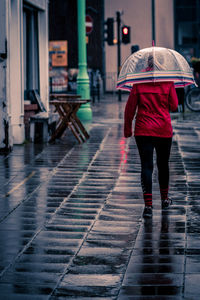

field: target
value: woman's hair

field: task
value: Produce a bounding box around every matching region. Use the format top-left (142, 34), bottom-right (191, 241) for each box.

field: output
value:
top-left (147, 53), bottom-right (166, 70)
top-left (147, 55), bottom-right (154, 69)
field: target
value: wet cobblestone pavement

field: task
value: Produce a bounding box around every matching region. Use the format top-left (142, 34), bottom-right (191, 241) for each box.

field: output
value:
top-left (0, 95), bottom-right (200, 299)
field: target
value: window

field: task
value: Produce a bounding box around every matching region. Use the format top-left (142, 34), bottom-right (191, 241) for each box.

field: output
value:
top-left (23, 5), bottom-right (39, 100)
top-left (175, 0), bottom-right (200, 60)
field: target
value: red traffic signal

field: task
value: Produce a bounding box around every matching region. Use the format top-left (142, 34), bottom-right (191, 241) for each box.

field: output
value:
top-left (122, 26), bottom-right (130, 44)
top-left (122, 27), bottom-right (128, 35)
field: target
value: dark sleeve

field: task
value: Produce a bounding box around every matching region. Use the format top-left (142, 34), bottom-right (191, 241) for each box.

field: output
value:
top-left (124, 87), bottom-right (138, 138)
top-left (169, 83), bottom-right (178, 112)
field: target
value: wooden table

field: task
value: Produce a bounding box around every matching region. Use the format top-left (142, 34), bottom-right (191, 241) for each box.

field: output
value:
top-left (49, 98), bottom-right (90, 143)
top-left (50, 93), bottom-right (81, 100)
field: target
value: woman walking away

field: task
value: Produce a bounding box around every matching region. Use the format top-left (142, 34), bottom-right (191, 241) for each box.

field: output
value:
top-left (124, 81), bottom-right (178, 218)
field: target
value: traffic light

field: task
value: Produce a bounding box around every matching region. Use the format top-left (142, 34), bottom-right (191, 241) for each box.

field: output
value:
top-left (122, 26), bottom-right (131, 44)
top-left (105, 18), bottom-right (114, 45)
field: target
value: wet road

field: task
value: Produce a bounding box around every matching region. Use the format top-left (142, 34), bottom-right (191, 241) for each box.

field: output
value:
top-left (0, 95), bottom-right (200, 299)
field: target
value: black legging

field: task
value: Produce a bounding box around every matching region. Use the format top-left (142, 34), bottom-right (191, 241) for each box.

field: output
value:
top-left (135, 136), bottom-right (172, 194)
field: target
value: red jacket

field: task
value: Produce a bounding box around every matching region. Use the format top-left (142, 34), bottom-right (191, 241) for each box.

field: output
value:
top-left (124, 82), bottom-right (178, 138)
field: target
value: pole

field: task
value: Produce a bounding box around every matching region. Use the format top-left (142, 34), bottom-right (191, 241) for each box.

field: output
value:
top-left (152, 0), bottom-right (156, 45)
top-left (116, 11), bottom-right (121, 102)
top-left (77, 0), bottom-right (92, 120)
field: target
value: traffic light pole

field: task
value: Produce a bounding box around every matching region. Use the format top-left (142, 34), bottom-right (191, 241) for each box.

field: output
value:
top-left (116, 11), bottom-right (121, 102)
top-left (152, 0), bottom-right (156, 45)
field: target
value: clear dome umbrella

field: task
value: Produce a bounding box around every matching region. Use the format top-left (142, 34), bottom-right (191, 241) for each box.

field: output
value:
top-left (117, 46), bottom-right (196, 91)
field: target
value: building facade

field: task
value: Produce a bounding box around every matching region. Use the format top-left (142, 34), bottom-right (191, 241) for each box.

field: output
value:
top-left (0, 0), bottom-right (49, 151)
top-left (105, 0), bottom-right (174, 91)
top-left (105, 0), bottom-right (200, 91)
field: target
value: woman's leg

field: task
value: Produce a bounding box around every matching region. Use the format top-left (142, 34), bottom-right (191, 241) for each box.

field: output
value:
top-left (154, 137), bottom-right (172, 200)
top-left (135, 136), bottom-right (154, 207)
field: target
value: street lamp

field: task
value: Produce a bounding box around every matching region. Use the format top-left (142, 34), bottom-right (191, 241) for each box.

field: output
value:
top-left (77, 0), bottom-right (92, 121)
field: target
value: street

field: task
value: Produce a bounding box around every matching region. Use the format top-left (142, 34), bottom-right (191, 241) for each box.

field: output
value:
top-left (0, 95), bottom-right (200, 299)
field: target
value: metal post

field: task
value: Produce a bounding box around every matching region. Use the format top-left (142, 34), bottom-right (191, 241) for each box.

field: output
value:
top-left (77, 0), bottom-right (92, 121)
top-left (116, 11), bottom-right (121, 102)
top-left (152, 0), bottom-right (156, 45)
top-left (197, 0), bottom-right (200, 57)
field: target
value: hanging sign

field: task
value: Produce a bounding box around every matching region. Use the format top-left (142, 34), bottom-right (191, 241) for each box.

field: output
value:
top-left (49, 41), bottom-right (68, 67)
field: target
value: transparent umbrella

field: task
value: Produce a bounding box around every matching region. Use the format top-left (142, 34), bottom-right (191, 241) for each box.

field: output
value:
top-left (117, 46), bottom-right (196, 91)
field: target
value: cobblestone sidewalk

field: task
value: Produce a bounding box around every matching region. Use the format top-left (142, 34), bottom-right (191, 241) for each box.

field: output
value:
top-left (0, 96), bottom-right (200, 299)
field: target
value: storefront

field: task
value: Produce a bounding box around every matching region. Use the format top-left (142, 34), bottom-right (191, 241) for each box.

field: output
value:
top-left (0, 0), bottom-right (49, 151)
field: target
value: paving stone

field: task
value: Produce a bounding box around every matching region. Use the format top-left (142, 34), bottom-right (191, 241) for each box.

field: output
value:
top-left (53, 285), bottom-right (119, 297)
top-left (122, 273), bottom-right (183, 286)
top-left (118, 285), bottom-right (182, 296)
top-left (184, 274), bottom-right (200, 299)
top-left (61, 273), bottom-right (122, 286)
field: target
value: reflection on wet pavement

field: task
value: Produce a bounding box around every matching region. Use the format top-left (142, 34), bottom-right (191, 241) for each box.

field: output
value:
top-left (0, 96), bottom-right (200, 299)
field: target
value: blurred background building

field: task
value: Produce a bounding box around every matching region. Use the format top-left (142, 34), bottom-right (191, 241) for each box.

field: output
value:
top-left (105, 0), bottom-right (199, 91)
top-left (49, 0), bottom-right (200, 93)
top-left (0, 0), bottom-right (200, 150)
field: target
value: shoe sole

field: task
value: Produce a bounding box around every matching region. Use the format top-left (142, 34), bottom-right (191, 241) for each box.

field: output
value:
top-left (143, 213), bottom-right (152, 218)
top-left (162, 200), bottom-right (172, 209)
